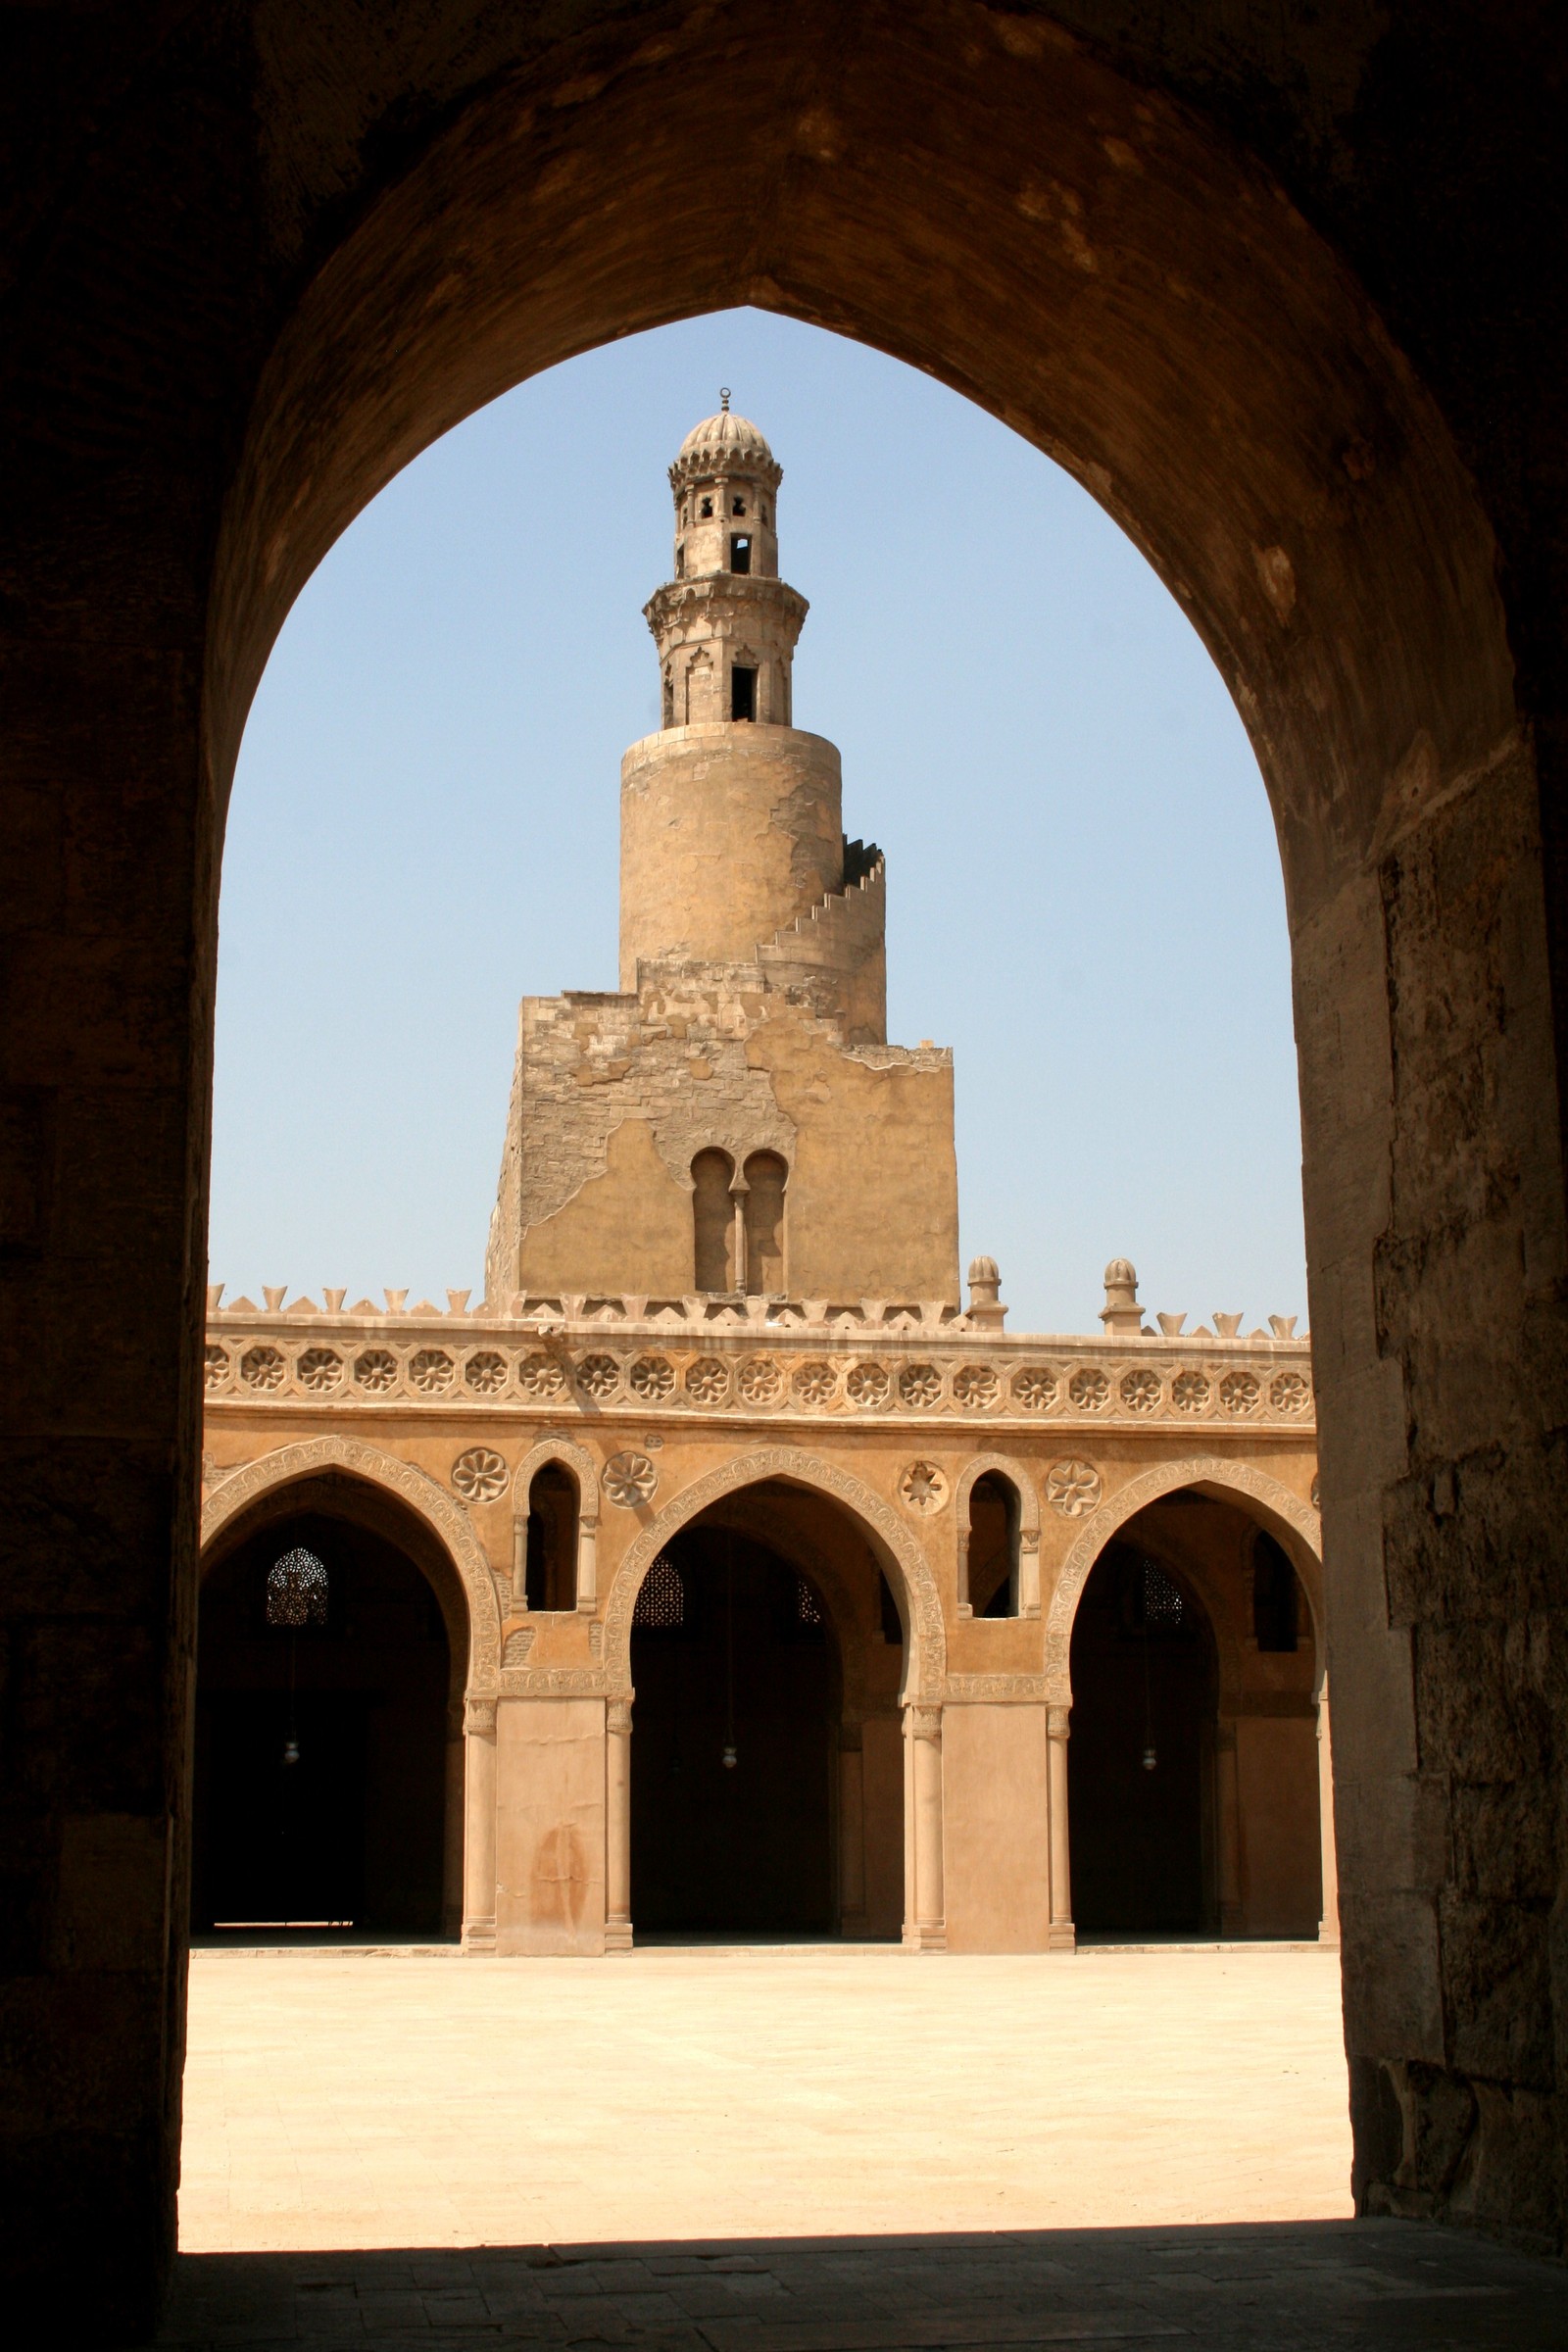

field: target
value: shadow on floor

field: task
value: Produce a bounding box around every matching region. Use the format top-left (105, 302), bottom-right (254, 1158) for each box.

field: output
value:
top-left (158, 2220), bottom-right (1564, 2348)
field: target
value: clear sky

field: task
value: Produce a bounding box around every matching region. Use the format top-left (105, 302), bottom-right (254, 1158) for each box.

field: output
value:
top-left (212, 307), bottom-right (1306, 1339)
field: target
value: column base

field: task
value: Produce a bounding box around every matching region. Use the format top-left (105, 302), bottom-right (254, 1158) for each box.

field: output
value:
top-left (1047, 1921), bottom-right (1077, 1951)
top-left (605, 1920), bottom-right (634, 1954)
top-left (1317, 1920), bottom-right (1341, 1948)
top-left (902, 1922), bottom-right (947, 1951)
top-left (461, 1917), bottom-right (496, 1953)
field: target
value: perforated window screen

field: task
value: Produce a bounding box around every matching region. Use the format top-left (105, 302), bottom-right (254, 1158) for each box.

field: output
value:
top-left (266, 1545), bottom-right (328, 1628)
top-left (634, 1553), bottom-right (686, 1629)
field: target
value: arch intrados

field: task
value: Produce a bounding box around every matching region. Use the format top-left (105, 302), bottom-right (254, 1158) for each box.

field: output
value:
top-left (1044, 1457), bottom-right (1321, 1705)
top-left (1079, 1526), bottom-right (1239, 1707)
top-left (200, 1466), bottom-right (471, 1713)
top-left (688, 1483), bottom-right (871, 1659)
top-left (201, 1440), bottom-right (502, 1695)
top-left (601, 1450), bottom-right (944, 1700)
top-left (208, 2), bottom-right (1512, 946)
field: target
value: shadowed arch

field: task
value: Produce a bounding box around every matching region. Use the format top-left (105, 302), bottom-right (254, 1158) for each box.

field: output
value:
top-left (602, 1447), bottom-right (944, 1700)
top-left (1044, 1456), bottom-right (1321, 1705)
top-left (203, 1437), bottom-right (502, 1693)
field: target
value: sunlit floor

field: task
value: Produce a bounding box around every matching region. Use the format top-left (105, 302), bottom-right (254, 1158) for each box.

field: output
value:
top-left (179, 1944), bottom-right (1352, 2253)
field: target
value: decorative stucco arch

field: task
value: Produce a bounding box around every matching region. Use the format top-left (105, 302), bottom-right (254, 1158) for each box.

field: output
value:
top-left (201, 1437), bottom-right (502, 1692)
top-left (954, 1452), bottom-right (1043, 1619)
top-left (601, 1446), bottom-right (946, 1701)
top-left (513, 1435), bottom-right (602, 1608)
top-left (1043, 1456), bottom-right (1321, 1706)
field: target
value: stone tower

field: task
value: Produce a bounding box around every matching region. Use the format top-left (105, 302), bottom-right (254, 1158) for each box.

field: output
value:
top-left (485, 402), bottom-right (958, 1307)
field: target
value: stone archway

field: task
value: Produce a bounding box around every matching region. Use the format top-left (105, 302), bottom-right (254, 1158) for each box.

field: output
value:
top-left (1045, 1459), bottom-right (1320, 1709)
top-left (1044, 1457), bottom-right (1332, 1948)
top-left (601, 1447), bottom-right (945, 1702)
top-left (203, 1437), bottom-right (503, 1696)
top-left (7, 6), bottom-right (1567, 2309)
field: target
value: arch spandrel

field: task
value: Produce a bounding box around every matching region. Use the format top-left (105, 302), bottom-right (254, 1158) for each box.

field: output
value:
top-left (201, 1436), bottom-right (503, 1693)
top-left (600, 1446), bottom-right (945, 1701)
top-left (1042, 1455), bottom-right (1321, 1706)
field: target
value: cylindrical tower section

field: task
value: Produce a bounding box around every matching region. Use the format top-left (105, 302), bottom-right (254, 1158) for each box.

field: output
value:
top-left (619, 722), bottom-right (843, 984)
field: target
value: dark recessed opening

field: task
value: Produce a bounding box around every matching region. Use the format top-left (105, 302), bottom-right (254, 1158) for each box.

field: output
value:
top-left (731, 665), bottom-right (757, 721)
top-left (732, 496), bottom-right (746, 514)
top-left (700, 495), bottom-right (712, 516)
top-left (1252, 1531), bottom-right (1300, 1651)
top-left (729, 533), bottom-right (752, 574)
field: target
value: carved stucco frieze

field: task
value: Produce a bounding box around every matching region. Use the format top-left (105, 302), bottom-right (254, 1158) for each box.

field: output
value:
top-left (1042, 1454), bottom-right (1321, 1703)
top-left (498, 1665), bottom-right (610, 1697)
top-left (945, 1674), bottom-right (1051, 1702)
top-left (202, 1434), bottom-right (503, 1692)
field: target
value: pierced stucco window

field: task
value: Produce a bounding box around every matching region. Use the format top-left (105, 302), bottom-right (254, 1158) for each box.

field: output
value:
top-left (266, 1544), bottom-right (328, 1629)
top-left (524, 1462), bottom-right (578, 1611)
top-left (968, 1472), bottom-right (1021, 1617)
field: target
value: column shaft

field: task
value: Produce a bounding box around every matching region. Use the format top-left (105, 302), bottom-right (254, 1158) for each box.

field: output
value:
top-left (463, 1699), bottom-right (497, 1952)
top-left (1047, 1704), bottom-right (1075, 1950)
top-left (606, 1696), bottom-right (633, 1952)
top-left (1317, 1678), bottom-right (1341, 1946)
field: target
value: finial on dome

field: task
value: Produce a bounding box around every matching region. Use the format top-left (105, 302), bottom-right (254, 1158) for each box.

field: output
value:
top-left (1101, 1257), bottom-right (1145, 1337)
top-left (719, 385), bottom-right (731, 411)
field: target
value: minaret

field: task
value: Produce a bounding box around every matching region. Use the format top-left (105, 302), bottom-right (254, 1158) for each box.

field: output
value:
top-left (618, 397), bottom-right (855, 998)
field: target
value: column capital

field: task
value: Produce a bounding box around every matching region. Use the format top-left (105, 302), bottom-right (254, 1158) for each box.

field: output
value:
top-left (906, 1700), bottom-right (943, 1743)
top-left (606, 1695), bottom-right (633, 1737)
top-left (464, 1694), bottom-right (497, 1740)
top-left (1048, 1704), bottom-right (1071, 1740)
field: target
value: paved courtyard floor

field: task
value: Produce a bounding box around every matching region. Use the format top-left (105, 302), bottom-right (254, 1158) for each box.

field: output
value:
top-left (161, 1947), bottom-right (1567, 2347)
top-left (179, 1945), bottom-right (1353, 2251)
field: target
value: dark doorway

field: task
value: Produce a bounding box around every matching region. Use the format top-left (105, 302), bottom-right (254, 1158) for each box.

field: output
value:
top-left (630, 1523), bottom-right (836, 1934)
top-left (193, 1505), bottom-right (452, 1936)
top-left (1067, 1542), bottom-right (1217, 1936)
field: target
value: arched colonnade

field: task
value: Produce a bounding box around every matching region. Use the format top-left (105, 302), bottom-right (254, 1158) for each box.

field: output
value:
top-left (200, 1440), bottom-right (1322, 1953)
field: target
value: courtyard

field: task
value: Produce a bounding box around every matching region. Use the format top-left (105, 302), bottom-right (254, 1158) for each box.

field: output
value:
top-left (179, 1945), bottom-right (1351, 2252)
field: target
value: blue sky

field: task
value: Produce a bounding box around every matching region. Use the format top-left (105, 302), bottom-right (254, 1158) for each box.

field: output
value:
top-left (212, 308), bottom-right (1305, 1337)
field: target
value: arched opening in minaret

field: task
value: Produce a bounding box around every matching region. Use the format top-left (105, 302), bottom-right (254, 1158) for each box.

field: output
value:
top-left (628, 1479), bottom-right (905, 1940)
top-left (1066, 1487), bottom-right (1322, 1940)
top-left (193, 1478), bottom-right (465, 1940)
top-left (742, 1151), bottom-right (787, 1294)
top-left (691, 1148), bottom-right (735, 1292)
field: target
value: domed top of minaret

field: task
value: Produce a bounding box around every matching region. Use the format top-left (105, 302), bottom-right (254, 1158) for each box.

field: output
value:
top-left (670, 392), bottom-right (782, 492)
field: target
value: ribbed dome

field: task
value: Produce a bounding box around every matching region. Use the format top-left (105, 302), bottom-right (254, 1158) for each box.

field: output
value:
top-left (677, 405), bottom-right (773, 466)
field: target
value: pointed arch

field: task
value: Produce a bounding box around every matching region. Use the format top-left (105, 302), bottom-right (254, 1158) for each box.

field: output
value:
top-left (1043, 1455), bottom-right (1320, 1705)
top-left (514, 1436), bottom-right (601, 1609)
top-left (202, 1436), bottom-right (502, 1692)
top-left (601, 1446), bottom-right (945, 1700)
top-left (954, 1452), bottom-right (1042, 1618)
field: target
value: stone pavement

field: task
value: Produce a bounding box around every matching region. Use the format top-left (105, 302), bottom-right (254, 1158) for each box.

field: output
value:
top-left (159, 2223), bottom-right (1566, 2348)
top-left (178, 1947), bottom-right (1353, 2250)
top-left (162, 1948), bottom-right (1567, 2344)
